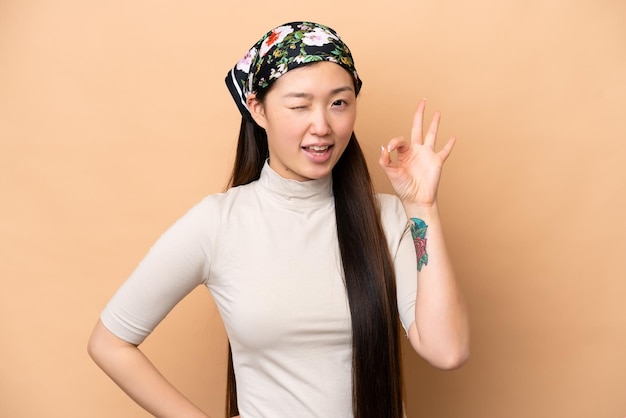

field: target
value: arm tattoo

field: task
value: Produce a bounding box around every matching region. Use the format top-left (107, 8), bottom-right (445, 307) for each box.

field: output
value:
top-left (410, 218), bottom-right (428, 271)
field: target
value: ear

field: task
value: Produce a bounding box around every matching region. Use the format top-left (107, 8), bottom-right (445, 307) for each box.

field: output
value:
top-left (246, 93), bottom-right (267, 129)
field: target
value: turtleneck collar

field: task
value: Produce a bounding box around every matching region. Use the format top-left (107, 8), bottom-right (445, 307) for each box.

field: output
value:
top-left (256, 161), bottom-right (333, 208)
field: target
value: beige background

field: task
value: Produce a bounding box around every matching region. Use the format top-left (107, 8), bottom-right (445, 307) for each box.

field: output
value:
top-left (1, 0), bottom-right (625, 417)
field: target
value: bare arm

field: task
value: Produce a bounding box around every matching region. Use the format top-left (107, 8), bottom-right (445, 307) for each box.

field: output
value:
top-left (402, 203), bottom-right (469, 369)
top-left (87, 319), bottom-right (211, 418)
top-left (380, 99), bottom-right (470, 370)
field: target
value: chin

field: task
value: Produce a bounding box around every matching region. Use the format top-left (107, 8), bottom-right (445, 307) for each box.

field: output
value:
top-left (300, 166), bottom-right (334, 181)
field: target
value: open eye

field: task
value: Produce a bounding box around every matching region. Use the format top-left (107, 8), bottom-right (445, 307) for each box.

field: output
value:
top-left (332, 99), bottom-right (348, 107)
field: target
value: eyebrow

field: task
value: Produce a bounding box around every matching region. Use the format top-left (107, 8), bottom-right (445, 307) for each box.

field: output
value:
top-left (282, 86), bottom-right (355, 99)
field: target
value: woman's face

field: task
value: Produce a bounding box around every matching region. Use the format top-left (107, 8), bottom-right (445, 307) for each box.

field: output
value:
top-left (248, 61), bottom-right (357, 182)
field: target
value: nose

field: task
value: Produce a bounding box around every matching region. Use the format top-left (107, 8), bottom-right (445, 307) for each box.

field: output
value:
top-left (308, 108), bottom-right (331, 137)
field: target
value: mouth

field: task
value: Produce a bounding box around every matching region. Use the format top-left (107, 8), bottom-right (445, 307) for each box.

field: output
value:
top-left (302, 144), bottom-right (333, 155)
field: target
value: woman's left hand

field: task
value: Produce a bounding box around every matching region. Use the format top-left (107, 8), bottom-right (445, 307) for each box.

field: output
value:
top-left (379, 99), bottom-right (456, 206)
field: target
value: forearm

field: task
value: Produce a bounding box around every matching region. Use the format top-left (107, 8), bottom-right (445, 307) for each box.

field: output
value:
top-left (403, 202), bottom-right (470, 369)
top-left (88, 320), bottom-right (210, 418)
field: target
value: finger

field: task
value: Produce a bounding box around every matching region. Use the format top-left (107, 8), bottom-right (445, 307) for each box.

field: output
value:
top-left (386, 136), bottom-right (410, 154)
top-left (410, 99), bottom-right (427, 145)
top-left (379, 144), bottom-right (392, 167)
top-left (424, 111), bottom-right (441, 149)
top-left (438, 137), bottom-right (457, 162)
top-left (380, 136), bottom-right (406, 167)
top-left (379, 145), bottom-right (401, 174)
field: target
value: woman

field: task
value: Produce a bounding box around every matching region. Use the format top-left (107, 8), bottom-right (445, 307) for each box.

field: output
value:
top-left (88, 21), bottom-right (469, 418)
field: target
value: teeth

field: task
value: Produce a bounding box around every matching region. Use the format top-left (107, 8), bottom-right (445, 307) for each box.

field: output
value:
top-left (307, 145), bottom-right (329, 151)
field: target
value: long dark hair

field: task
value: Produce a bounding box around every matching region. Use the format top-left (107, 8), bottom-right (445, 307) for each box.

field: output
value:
top-left (225, 88), bottom-right (404, 418)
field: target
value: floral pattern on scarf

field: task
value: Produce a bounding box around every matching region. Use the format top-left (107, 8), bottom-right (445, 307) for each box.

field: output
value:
top-left (225, 21), bottom-right (362, 121)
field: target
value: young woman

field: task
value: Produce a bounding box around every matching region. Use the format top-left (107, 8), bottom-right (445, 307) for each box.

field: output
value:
top-left (88, 21), bottom-right (469, 418)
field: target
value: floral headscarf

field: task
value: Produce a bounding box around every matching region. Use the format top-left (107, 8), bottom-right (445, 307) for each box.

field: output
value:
top-left (225, 21), bottom-right (362, 121)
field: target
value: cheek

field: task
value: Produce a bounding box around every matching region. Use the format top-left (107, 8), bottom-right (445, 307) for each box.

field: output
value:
top-left (269, 111), bottom-right (307, 135)
top-left (336, 113), bottom-right (357, 138)
top-left (266, 118), bottom-right (308, 151)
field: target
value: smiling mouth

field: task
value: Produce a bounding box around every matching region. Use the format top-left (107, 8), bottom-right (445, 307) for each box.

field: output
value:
top-left (303, 145), bottom-right (333, 152)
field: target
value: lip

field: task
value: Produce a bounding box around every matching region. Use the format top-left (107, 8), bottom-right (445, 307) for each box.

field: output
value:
top-left (301, 143), bottom-right (334, 163)
top-left (301, 142), bottom-right (334, 149)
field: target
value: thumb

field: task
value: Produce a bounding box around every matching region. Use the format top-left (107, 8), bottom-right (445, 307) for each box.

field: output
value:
top-left (379, 144), bottom-right (392, 168)
top-left (379, 136), bottom-right (406, 168)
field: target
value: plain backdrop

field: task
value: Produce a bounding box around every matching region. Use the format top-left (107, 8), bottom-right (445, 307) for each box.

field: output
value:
top-left (1, 1), bottom-right (625, 417)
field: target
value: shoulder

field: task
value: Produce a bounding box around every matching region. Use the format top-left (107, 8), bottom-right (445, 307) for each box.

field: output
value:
top-left (162, 183), bottom-right (259, 252)
top-left (376, 193), bottom-right (409, 236)
top-left (181, 182), bottom-right (260, 232)
top-left (376, 193), bottom-right (407, 222)
top-left (195, 182), bottom-right (257, 211)
top-left (375, 193), bottom-right (412, 256)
